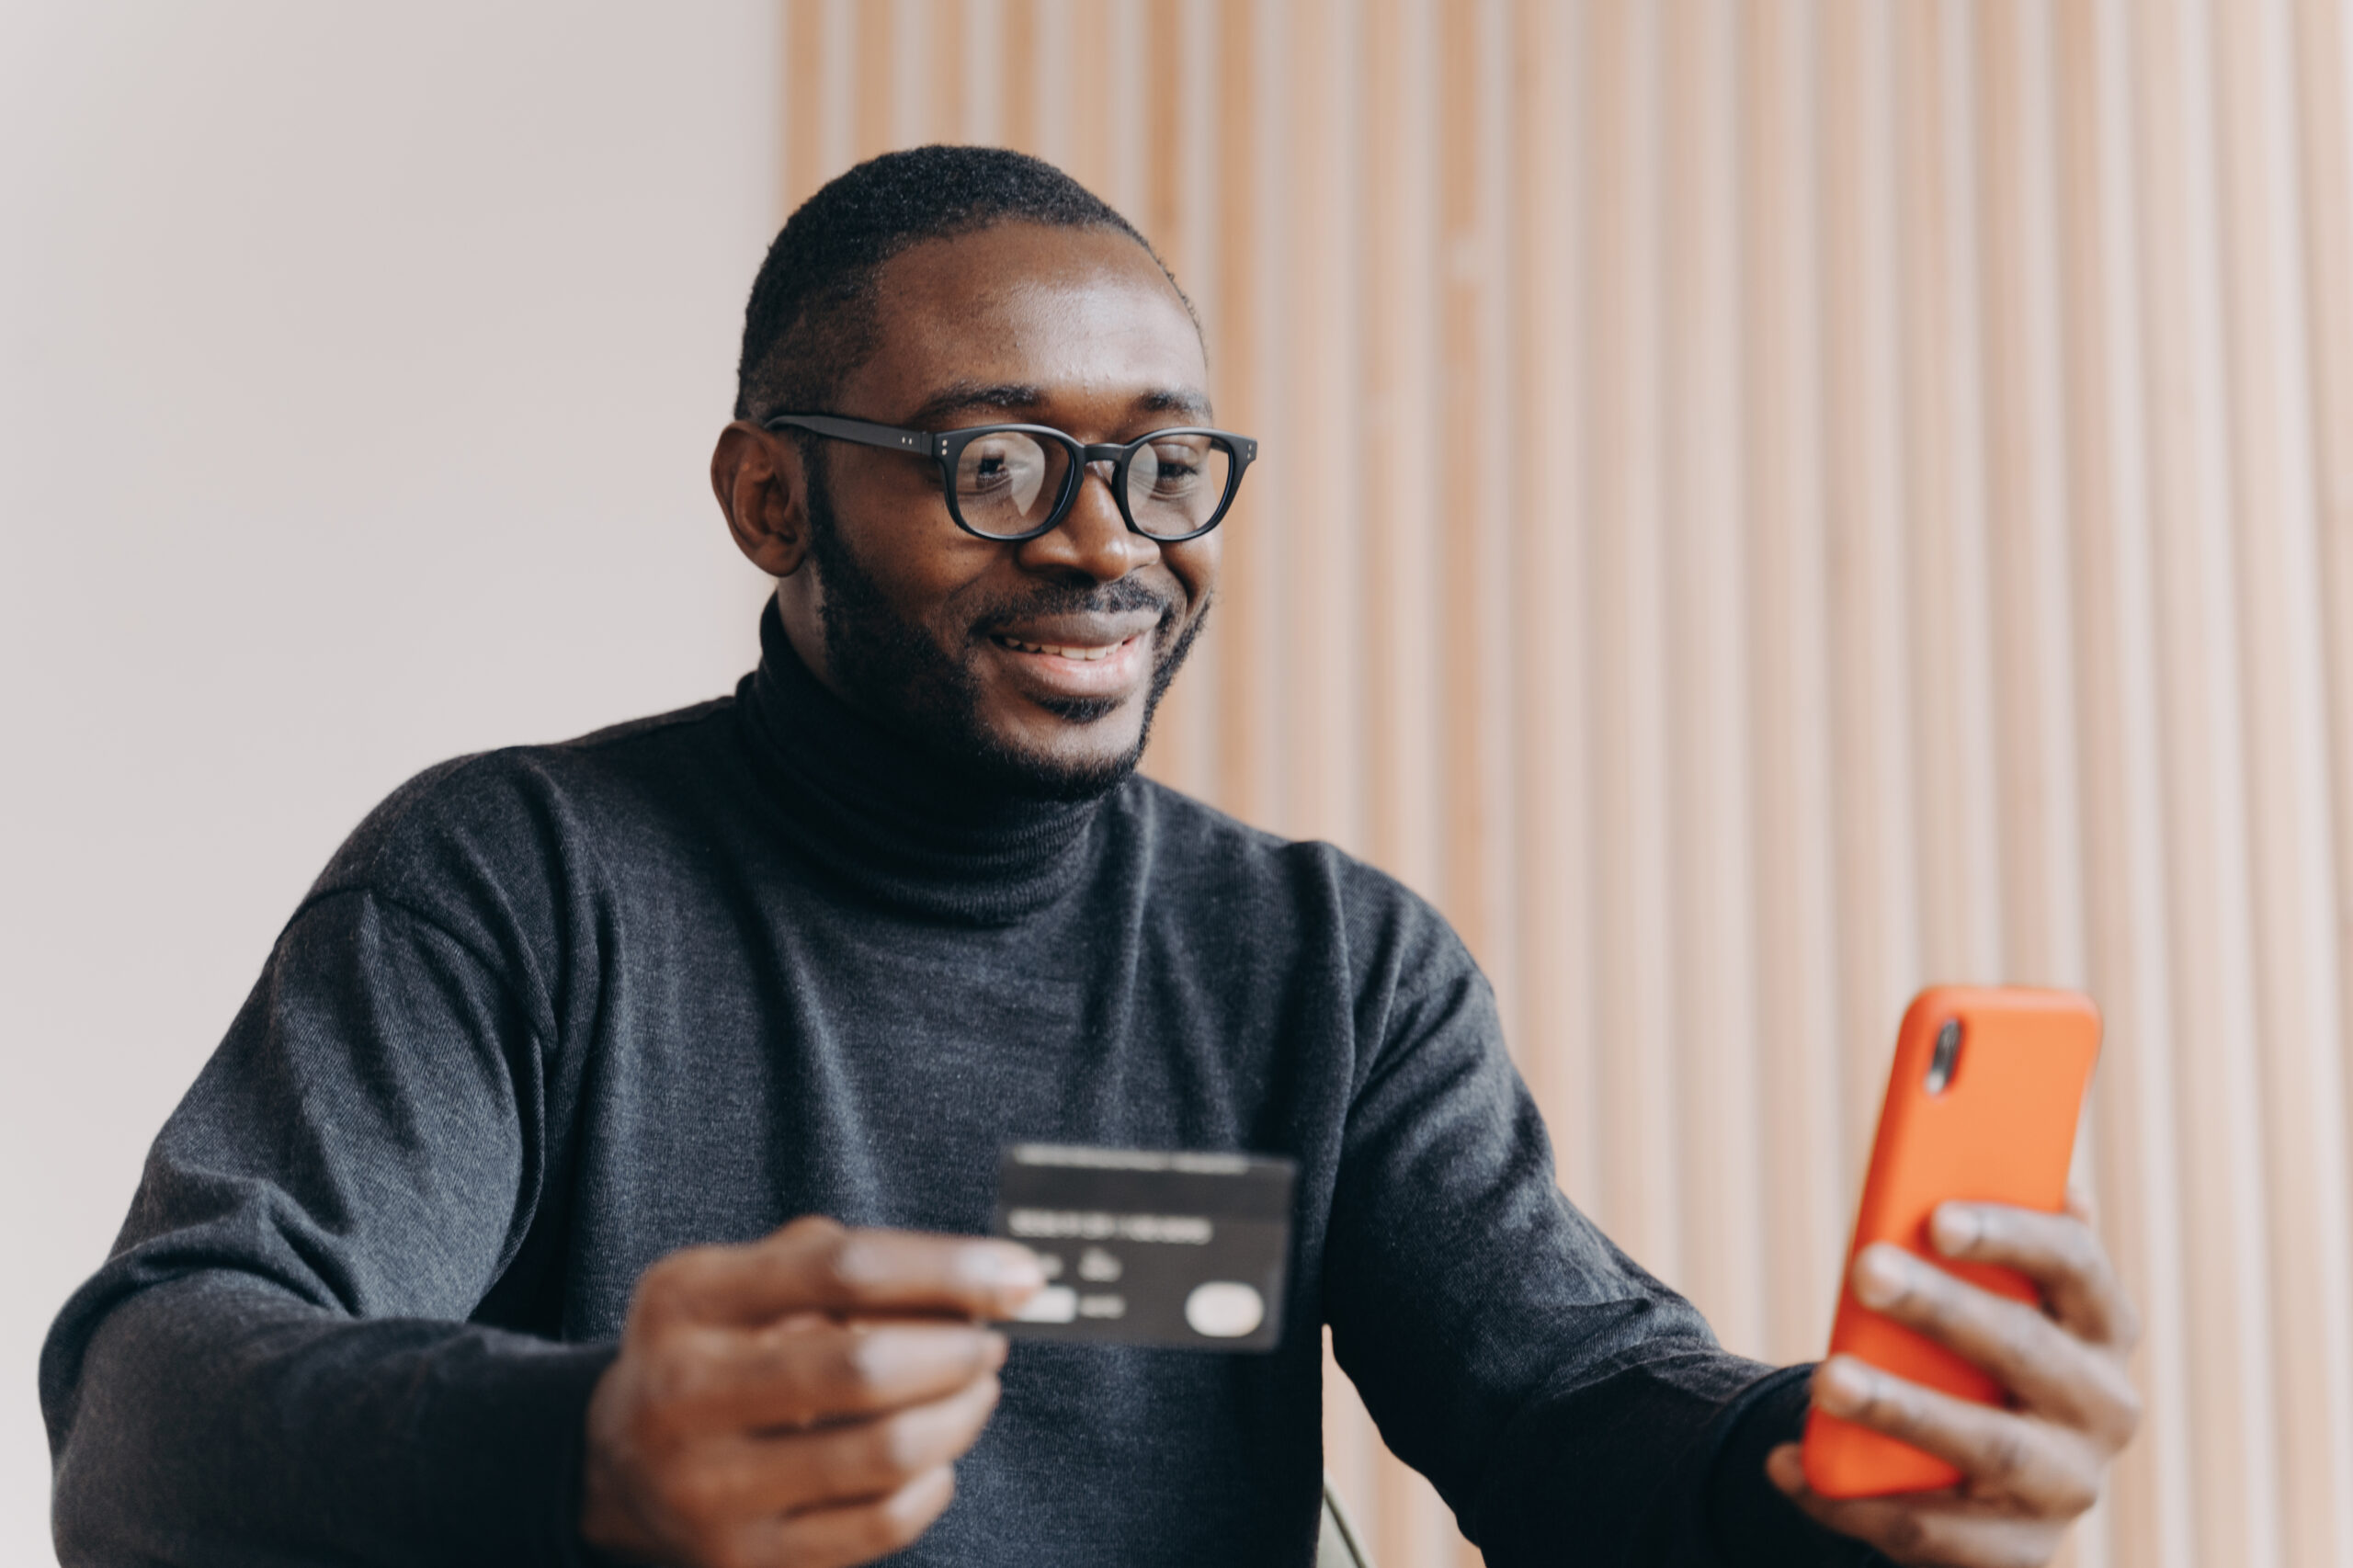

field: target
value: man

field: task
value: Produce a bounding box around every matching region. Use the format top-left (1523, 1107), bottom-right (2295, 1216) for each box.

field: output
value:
top-left (42, 146), bottom-right (2138, 1567)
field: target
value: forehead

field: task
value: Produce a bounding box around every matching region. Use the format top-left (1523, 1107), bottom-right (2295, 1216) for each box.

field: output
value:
top-left (839, 222), bottom-right (1209, 419)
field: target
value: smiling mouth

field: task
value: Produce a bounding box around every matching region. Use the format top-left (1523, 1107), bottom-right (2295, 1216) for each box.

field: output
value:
top-left (990, 633), bottom-right (1141, 662)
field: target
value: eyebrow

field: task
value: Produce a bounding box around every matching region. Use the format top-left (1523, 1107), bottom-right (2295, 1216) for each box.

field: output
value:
top-left (902, 380), bottom-right (1214, 428)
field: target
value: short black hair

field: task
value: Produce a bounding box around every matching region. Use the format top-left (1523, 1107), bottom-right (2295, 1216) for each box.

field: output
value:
top-left (733, 145), bottom-right (1184, 424)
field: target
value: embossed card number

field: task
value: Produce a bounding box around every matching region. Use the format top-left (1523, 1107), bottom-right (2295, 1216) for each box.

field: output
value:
top-left (989, 1145), bottom-right (1298, 1352)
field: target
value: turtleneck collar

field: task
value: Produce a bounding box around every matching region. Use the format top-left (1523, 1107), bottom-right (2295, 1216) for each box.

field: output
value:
top-left (733, 597), bottom-right (1108, 925)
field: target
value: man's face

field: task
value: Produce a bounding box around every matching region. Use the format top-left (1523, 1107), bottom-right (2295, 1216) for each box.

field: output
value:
top-left (775, 223), bottom-right (1221, 797)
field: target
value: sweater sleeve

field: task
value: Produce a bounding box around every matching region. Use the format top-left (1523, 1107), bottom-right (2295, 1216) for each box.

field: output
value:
top-left (39, 886), bottom-right (614, 1568)
top-left (1320, 905), bottom-right (1883, 1567)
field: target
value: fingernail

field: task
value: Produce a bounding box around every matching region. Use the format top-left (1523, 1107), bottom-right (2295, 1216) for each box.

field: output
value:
top-left (1854, 1244), bottom-right (1910, 1308)
top-left (970, 1244), bottom-right (1046, 1292)
top-left (982, 1330), bottom-right (1010, 1369)
top-left (1931, 1204), bottom-right (1983, 1256)
top-left (1816, 1357), bottom-right (1871, 1415)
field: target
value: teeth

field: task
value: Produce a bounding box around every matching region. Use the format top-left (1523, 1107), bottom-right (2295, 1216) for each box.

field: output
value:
top-left (997, 636), bottom-right (1123, 662)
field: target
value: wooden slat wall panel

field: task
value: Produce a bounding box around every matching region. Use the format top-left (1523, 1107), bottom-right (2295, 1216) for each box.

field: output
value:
top-left (776, 4), bottom-right (2353, 1562)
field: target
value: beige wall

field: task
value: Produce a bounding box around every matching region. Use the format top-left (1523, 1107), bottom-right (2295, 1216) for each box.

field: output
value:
top-left (781, 2), bottom-right (2353, 1565)
top-left (0, 6), bottom-right (779, 1562)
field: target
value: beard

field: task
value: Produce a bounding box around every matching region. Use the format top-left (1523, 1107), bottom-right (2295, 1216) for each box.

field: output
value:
top-left (801, 460), bottom-right (1208, 801)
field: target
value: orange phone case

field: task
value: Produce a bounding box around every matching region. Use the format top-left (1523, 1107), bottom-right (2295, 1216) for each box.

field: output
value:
top-left (1800, 985), bottom-right (2102, 1498)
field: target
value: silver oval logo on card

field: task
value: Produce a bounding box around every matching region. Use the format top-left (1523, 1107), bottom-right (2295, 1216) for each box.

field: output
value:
top-left (1183, 1280), bottom-right (1266, 1338)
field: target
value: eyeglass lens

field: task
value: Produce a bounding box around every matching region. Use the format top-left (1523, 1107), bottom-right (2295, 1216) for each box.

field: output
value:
top-left (951, 431), bottom-right (1233, 539)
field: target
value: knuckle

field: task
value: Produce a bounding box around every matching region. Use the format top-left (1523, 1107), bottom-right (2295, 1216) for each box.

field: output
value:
top-left (780, 1213), bottom-right (846, 1246)
top-left (1995, 1302), bottom-right (2052, 1371)
top-left (1967, 1206), bottom-right (2006, 1255)
top-left (841, 1328), bottom-right (891, 1397)
top-left (644, 1346), bottom-right (713, 1413)
top-left (828, 1422), bottom-right (906, 1495)
top-left (1875, 1507), bottom-right (1930, 1556)
top-left (1861, 1378), bottom-right (1913, 1435)
top-left (1979, 1422), bottom-right (2031, 1485)
top-left (1907, 1270), bottom-right (1961, 1334)
top-left (774, 1350), bottom-right (835, 1429)
top-left (806, 1430), bottom-right (861, 1498)
top-left (815, 1232), bottom-right (864, 1298)
top-left (763, 1333), bottom-right (842, 1428)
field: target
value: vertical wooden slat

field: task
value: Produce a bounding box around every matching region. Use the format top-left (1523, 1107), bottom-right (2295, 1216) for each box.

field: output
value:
top-left (1434, 0), bottom-right (1492, 960)
top-left (1976, 8), bottom-right (2100, 1563)
top-left (2209, 1), bottom-right (2353, 1560)
top-left (1290, 0), bottom-right (1363, 858)
top-left (1509, 0), bottom-right (1594, 1207)
top-left (1816, 0), bottom-right (1922, 1298)
top-left (851, 1), bottom-right (894, 165)
top-left (888, 0), bottom-right (927, 149)
top-left (783, 0), bottom-right (824, 210)
top-left (1583, 0), bottom-right (1681, 1282)
top-left (924, 0), bottom-right (967, 145)
top-left (1205, 0), bottom-right (1273, 829)
top-left (2052, 1), bottom-right (2200, 1562)
top-left (1660, 0), bottom-right (1761, 1358)
top-left (961, 0), bottom-right (1004, 145)
top-left (1061, 0), bottom-right (1108, 192)
top-left (1740, 0), bottom-right (1846, 1369)
top-left (1977, 0), bottom-right (2090, 994)
top-left (1100, 0), bottom-right (1146, 218)
top-left (2131, 0), bottom-right (2287, 1562)
top-left (2290, 12), bottom-right (2353, 1550)
top-left (999, 0), bottom-right (1037, 154)
top-left (1359, 0), bottom-right (1440, 900)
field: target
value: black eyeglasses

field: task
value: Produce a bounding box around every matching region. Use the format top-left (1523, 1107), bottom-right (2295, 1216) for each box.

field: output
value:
top-left (762, 413), bottom-right (1257, 543)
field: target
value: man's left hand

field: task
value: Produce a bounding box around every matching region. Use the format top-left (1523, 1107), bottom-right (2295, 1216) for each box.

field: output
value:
top-left (1765, 1189), bottom-right (2143, 1566)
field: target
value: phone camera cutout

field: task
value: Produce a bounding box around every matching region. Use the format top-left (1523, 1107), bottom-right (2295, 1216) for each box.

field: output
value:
top-left (1925, 1018), bottom-right (1962, 1096)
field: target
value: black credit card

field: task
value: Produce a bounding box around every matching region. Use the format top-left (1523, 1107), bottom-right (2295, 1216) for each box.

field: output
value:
top-left (990, 1144), bottom-right (1298, 1351)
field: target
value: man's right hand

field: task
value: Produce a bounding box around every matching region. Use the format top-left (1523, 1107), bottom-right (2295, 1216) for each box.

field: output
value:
top-left (580, 1216), bottom-right (1045, 1568)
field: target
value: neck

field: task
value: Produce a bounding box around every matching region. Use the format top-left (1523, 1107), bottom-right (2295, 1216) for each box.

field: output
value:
top-left (736, 598), bottom-right (1109, 924)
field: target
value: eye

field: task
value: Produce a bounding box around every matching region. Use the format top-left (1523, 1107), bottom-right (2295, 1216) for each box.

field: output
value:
top-left (951, 433), bottom-right (1053, 520)
top-left (1144, 442), bottom-right (1206, 491)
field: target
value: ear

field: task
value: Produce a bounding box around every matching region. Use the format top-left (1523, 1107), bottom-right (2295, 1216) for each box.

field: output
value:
top-left (711, 420), bottom-right (813, 578)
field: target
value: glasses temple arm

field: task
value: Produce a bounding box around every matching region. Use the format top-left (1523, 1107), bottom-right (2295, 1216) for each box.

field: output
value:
top-left (761, 414), bottom-right (936, 456)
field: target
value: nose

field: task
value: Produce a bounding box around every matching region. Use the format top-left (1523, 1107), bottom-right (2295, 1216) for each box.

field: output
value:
top-left (1015, 460), bottom-right (1157, 584)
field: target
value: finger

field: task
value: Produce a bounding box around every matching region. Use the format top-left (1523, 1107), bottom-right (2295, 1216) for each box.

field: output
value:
top-left (1810, 1357), bottom-right (2097, 1517)
top-left (645, 1218), bottom-right (1046, 1329)
top-left (1768, 1446), bottom-right (2063, 1568)
top-left (756, 1464), bottom-right (959, 1568)
top-left (1928, 1203), bottom-right (2140, 1349)
top-left (1851, 1244), bottom-right (2134, 1435)
top-left (2064, 1184), bottom-right (2097, 1226)
top-left (735, 1370), bottom-right (1003, 1517)
top-left (693, 1321), bottom-right (1009, 1431)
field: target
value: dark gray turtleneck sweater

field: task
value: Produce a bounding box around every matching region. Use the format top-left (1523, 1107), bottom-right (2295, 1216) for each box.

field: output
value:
top-left (41, 606), bottom-right (1874, 1567)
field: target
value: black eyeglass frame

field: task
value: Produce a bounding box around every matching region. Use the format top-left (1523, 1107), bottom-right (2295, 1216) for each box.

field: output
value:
top-left (762, 413), bottom-right (1258, 543)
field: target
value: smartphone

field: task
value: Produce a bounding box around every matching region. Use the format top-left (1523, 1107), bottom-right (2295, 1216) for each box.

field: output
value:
top-left (1800, 985), bottom-right (2102, 1498)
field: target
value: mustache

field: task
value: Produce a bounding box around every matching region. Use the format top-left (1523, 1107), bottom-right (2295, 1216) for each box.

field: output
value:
top-left (966, 576), bottom-right (1177, 637)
